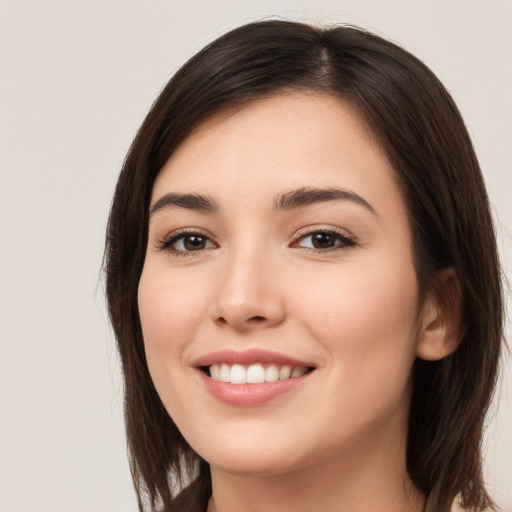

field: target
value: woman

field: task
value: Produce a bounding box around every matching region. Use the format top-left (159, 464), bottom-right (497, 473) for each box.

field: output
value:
top-left (104, 20), bottom-right (504, 512)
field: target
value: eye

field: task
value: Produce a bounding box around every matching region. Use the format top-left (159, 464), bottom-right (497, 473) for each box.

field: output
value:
top-left (156, 230), bottom-right (216, 255)
top-left (293, 229), bottom-right (355, 251)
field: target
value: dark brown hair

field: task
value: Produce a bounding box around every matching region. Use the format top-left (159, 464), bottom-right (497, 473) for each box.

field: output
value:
top-left (105, 20), bottom-right (503, 512)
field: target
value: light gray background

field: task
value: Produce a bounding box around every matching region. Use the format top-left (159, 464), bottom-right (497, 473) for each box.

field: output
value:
top-left (0, 1), bottom-right (510, 511)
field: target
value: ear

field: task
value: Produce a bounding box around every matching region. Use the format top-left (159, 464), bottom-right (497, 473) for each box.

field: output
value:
top-left (416, 268), bottom-right (464, 361)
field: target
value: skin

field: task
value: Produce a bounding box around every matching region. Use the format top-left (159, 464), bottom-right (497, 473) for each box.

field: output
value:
top-left (138, 94), bottom-right (454, 512)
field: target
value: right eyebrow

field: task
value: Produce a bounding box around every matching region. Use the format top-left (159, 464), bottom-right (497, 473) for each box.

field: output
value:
top-left (273, 186), bottom-right (377, 216)
top-left (149, 193), bottom-right (219, 215)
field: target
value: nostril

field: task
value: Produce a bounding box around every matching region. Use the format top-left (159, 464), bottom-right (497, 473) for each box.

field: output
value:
top-left (249, 316), bottom-right (266, 322)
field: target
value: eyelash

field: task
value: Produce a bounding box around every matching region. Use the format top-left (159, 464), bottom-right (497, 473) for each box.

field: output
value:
top-left (155, 228), bottom-right (217, 256)
top-left (292, 228), bottom-right (356, 253)
top-left (155, 227), bottom-right (356, 256)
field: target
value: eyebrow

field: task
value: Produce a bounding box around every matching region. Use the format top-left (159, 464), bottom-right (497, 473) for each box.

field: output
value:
top-left (150, 187), bottom-right (376, 217)
top-left (150, 193), bottom-right (219, 215)
top-left (273, 187), bottom-right (377, 215)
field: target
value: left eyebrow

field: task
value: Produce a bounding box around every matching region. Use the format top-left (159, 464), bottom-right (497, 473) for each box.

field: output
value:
top-left (149, 193), bottom-right (219, 216)
top-left (273, 187), bottom-right (377, 216)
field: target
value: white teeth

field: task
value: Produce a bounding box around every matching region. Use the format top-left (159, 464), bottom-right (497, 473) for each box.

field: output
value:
top-left (208, 363), bottom-right (309, 384)
top-left (230, 364), bottom-right (246, 384)
top-left (210, 364), bottom-right (221, 380)
top-left (265, 364), bottom-right (279, 382)
top-left (291, 367), bottom-right (308, 378)
top-left (220, 363), bottom-right (231, 382)
top-left (246, 363), bottom-right (265, 384)
top-left (279, 365), bottom-right (292, 380)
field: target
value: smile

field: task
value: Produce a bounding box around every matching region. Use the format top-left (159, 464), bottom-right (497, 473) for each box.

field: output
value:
top-left (207, 363), bottom-right (311, 384)
top-left (194, 349), bottom-right (316, 405)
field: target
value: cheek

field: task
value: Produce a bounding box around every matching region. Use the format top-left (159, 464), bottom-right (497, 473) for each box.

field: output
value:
top-left (295, 257), bottom-right (420, 381)
top-left (137, 265), bottom-right (212, 436)
top-left (137, 265), bottom-right (205, 374)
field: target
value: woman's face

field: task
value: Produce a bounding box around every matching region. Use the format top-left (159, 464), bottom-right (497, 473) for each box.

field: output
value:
top-left (138, 94), bottom-right (430, 476)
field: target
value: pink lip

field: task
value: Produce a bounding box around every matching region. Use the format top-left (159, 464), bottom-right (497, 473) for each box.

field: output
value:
top-left (193, 348), bottom-right (314, 368)
top-left (193, 349), bottom-right (316, 407)
top-left (197, 370), bottom-right (313, 407)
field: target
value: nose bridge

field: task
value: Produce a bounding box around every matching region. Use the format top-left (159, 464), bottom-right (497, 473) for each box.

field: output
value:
top-left (210, 234), bottom-right (284, 330)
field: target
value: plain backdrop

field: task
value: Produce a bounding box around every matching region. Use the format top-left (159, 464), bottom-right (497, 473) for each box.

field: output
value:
top-left (0, 1), bottom-right (510, 511)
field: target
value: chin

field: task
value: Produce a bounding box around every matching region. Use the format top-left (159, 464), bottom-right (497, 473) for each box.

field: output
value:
top-left (206, 450), bottom-right (301, 477)
top-left (190, 430), bottom-right (309, 477)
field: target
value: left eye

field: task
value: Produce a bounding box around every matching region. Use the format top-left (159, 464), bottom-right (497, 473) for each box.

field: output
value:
top-left (167, 233), bottom-right (215, 252)
top-left (295, 231), bottom-right (354, 250)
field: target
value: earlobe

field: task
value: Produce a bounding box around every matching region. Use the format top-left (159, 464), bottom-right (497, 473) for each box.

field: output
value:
top-left (416, 268), bottom-right (464, 361)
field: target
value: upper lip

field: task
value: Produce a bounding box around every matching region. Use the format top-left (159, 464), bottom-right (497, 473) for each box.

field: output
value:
top-left (193, 348), bottom-right (315, 368)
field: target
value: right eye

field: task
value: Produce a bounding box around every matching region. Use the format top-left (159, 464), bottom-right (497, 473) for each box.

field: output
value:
top-left (157, 231), bottom-right (216, 255)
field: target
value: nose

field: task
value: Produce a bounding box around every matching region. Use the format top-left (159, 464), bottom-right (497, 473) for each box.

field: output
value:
top-left (208, 247), bottom-right (286, 332)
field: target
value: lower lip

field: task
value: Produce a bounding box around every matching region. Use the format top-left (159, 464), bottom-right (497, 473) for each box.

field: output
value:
top-left (197, 370), bottom-right (313, 406)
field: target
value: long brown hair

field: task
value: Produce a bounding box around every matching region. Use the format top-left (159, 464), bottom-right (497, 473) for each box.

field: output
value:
top-left (104, 20), bottom-right (503, 512)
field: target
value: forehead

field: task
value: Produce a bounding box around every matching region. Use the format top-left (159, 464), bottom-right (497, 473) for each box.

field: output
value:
top-left (152, 93), bottom-right (402, 214)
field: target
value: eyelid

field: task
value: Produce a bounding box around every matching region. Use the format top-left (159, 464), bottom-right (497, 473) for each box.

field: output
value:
top-left (290, 226), bottom-right (356, 251)
top-left (153, 225), bottom-right (356, 255)
top-left (154, 227), bottom-right (218, 254)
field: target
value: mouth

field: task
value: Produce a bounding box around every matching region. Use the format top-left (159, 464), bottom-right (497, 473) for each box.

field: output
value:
top-left (193, 349), bottom-right (316, 405)
top-left (200, 363), bottom-right (314, 384)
